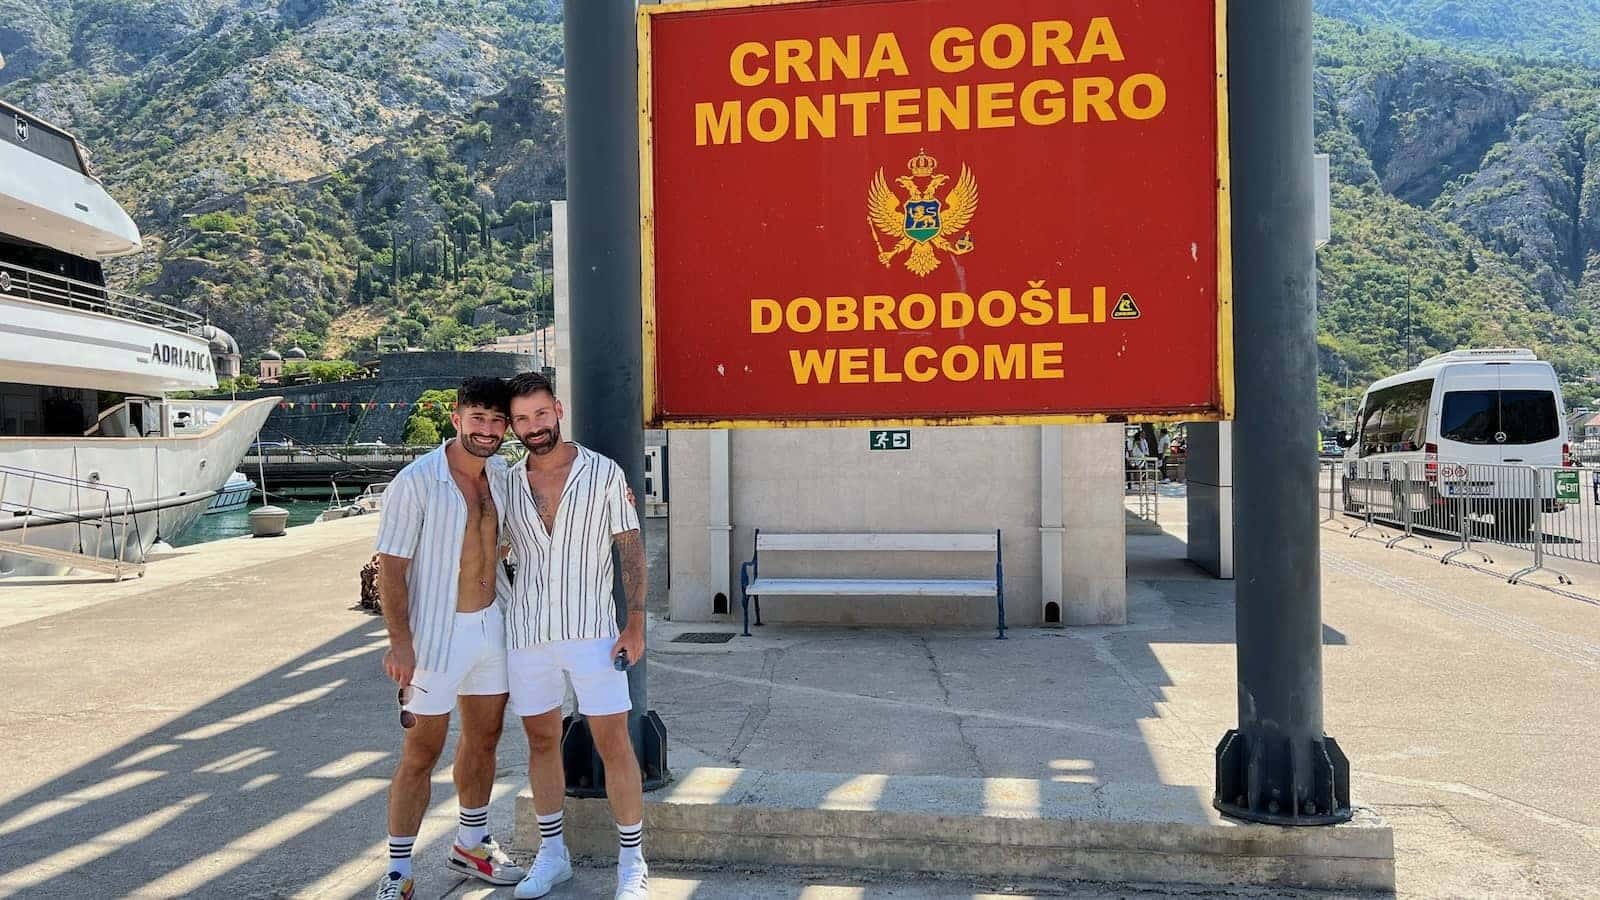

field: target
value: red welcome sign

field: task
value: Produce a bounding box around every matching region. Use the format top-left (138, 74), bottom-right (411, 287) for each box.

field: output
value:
top-left (641, 0), bottom-right (1231, 427)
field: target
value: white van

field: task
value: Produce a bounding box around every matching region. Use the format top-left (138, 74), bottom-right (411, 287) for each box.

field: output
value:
top-left (1342, 348), bottom-right (1570, 534)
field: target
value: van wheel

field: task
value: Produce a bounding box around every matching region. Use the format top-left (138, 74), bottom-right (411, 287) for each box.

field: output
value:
top-left (1390, 485), bottom-right (1409, 524)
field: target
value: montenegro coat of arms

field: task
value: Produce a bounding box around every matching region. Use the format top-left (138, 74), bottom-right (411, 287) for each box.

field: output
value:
top-left (867, 150), bottom-right (977, 277)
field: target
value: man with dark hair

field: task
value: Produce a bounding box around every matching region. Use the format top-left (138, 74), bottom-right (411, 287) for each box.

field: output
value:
top-left (493, 372), bottom-right (650, 900)
top-left (371, 377), bottom-right (524, 900)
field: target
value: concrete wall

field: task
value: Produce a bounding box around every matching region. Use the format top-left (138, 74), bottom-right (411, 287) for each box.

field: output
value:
top-left (1057, 424), bottom-right (1129, 624)
top-left (227, 351), bottom-right (537, 446)
top-left (668, 424), bottom-right (1127, 629)
top-left (1185, 421), bottom-right (1234, 579)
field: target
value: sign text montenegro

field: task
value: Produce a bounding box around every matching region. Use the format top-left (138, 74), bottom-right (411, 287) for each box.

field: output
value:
top-left (641, 0), bottom-right (1231, 427)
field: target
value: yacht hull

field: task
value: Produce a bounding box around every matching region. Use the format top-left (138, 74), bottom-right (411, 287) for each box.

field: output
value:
top-left (0, 397), bottom-right (280, 576)
top-left (0, 294), bottom-right (216, 396)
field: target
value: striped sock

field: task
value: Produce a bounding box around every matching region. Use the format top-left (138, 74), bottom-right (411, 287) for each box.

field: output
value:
top-left (457, 803), bottom-right (490, 848)
top-left (387, 834), bottom-right (415, 879)
top-left (537, 810), bottom-right (566, 854)
top-left (617, 819), bottom-right (644, 866)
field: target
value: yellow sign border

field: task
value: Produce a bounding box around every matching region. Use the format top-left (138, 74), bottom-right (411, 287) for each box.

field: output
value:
top-left (639, 0), bottom-right (1234, 429)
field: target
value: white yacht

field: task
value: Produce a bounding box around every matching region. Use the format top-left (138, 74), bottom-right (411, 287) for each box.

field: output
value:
top-left (0, 97), bottom-right (277, 578)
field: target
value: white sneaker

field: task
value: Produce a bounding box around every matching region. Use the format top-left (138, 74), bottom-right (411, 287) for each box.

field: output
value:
top-left (615, 861), bottom-right (648, 899)
top-left (512, 844), bottom-right (573, 899)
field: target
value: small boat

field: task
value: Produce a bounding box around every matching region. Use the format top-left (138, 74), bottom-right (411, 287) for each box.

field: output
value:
top-left (204, 471), bottom-right (256, 515)
top-left (316, 481), bottom-right (388, 522)
top-left (353, 481), bottom-right (388, 513)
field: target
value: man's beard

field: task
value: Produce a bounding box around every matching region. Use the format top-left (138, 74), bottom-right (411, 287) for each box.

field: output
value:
top-left (459, 433), bottom-right (502, 458)
top-left (521, 422), bottom-right (562, 455)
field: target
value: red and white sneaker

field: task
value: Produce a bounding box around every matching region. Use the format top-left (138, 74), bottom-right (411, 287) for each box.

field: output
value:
top-left (447, 835), bottom-right (526, 886)
top-left (374, 871), bottom-right (413, 900)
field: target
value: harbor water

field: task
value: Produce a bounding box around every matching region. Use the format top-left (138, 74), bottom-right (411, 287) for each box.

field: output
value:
top-left (170, 490), bottom-right (342, 547)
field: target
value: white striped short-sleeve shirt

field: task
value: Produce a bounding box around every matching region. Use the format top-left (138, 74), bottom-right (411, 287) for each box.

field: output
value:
top-left (493, 443), bottom-right (640, 648)
top-left (374, 442), bottom-right (510, 672)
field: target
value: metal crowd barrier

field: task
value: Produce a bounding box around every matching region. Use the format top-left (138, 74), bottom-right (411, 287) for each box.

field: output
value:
top-left (1332, 455), bottom-right (1600, 585)
top-left (1125, 455), bottom-right (1160, 526)
top-left (1320, 459), bottom-right (1350, 531)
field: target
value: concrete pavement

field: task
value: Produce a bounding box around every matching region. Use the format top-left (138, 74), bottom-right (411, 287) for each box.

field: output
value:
top-left (0, 504), bottom-right (1596, 897)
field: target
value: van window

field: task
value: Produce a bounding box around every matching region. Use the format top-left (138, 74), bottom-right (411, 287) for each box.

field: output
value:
top-left (1359, 379), bottom-right (1433, 457)
top-left (1440, 390), bottom-right (1559, 445)
top-left (1439, 391), bottom-right (1495, 443)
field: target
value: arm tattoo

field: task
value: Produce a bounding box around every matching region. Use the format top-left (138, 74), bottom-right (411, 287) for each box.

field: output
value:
top-left (616, 529), bottom-right (647, 614)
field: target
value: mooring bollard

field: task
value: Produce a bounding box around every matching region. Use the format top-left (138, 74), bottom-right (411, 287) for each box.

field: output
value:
top-left (248, 505), bottom-right (289, 537)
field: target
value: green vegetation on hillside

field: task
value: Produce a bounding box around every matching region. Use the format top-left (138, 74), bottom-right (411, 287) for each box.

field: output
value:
top-left (11, 2), bottom-right (1600, 425)
top-left (126, 74), bottom-right (565, 362)
top-left (1316, 0), bottom-right (1600, 68)
top-left (1317, 183), bottom-right (1600, 415)
top-left (4, 0), bottom-right (567, 365)
top-left (1314, 14), bottom-right (1600, 419)
top-left (4, 0), bottom-right (564, 222)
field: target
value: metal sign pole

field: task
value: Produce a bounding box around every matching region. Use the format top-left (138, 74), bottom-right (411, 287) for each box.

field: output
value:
top-left (561, 0), bottom-right (668, 796)
top-left (1214, 0), bottom-right (1352, 825)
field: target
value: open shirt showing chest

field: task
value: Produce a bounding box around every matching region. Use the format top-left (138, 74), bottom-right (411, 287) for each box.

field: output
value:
top-left (373, 443), bottom-right (511, 672)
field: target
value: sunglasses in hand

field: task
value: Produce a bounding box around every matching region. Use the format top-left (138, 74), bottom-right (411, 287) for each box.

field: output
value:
top-left (398, 684), bottom-right (429, 729)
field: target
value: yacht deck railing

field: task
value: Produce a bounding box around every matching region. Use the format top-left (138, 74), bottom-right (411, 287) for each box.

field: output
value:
top-left (0, 260), bottom-right (202, 333)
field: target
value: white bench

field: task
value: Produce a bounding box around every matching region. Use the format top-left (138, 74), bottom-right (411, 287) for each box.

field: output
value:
top-left (737, 530), bottom-right (1006, 639)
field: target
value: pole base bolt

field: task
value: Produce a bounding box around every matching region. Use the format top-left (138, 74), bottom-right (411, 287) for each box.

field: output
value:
top-left (1214, 730), bottom-right (1353, 826)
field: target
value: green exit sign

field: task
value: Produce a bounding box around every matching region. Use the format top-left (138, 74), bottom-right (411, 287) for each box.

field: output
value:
top-left (869, 429), bottom-right (910, 451)
top-left (1555, 470), bottom-right (1581, 503)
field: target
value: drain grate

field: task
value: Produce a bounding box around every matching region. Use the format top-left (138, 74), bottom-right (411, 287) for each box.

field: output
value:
top-left (671, 631), bottom-right (738, 644)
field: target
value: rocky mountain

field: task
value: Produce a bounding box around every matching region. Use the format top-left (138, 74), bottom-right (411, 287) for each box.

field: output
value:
top-left (7, 1), bottom-right (1600, 416)
top-left (125, 74), bottom-right (567, 363)
top-left (1, 0), bottom-right (562, 223)
top-left (1313, 14), bottom-right (1600, 410)
top-left (1, 0), bottom-right (565, 368)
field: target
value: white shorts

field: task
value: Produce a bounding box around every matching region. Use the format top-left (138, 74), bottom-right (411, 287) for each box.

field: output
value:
top-left (403, 605), bottom-right (509, 717)
top-left (508, 638), bottom-right (631, 718)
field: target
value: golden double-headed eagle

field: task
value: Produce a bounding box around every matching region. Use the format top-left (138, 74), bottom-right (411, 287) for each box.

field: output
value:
top-left (868, 149), bottom-right (977, 277)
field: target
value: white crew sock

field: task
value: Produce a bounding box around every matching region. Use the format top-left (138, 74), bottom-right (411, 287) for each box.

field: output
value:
top-left (617, 819), bottom-right (644, 867)
top-left (457, 803), bottom-right (490, 848)
top-left (537, 809), bottom-right (567, 855)
top-left (386, 834), bottom-right (415, 879)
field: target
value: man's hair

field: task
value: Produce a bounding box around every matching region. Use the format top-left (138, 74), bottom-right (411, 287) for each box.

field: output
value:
top-left (455, 376), bottom-right (511, 416)
top-left (507, 371), bottom-right (557, 402)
